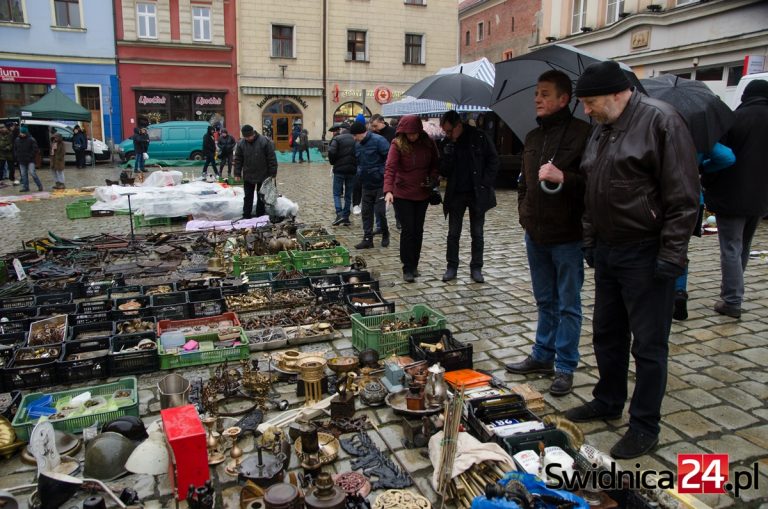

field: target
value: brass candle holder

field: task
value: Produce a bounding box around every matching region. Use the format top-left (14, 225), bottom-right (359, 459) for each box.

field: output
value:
top-left (298, 356), bottom-right (327, 406)
top-left (202, 415), bottom-right (225, 466)
top-left (223, 426), bottom-right (243, 476)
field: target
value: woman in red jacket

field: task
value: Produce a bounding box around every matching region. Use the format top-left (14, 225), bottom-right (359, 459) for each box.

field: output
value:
top-left (384, 115), bottom-right (440, 282)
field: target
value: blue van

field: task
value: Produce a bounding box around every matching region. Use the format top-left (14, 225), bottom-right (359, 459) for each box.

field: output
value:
top-left (116, 121), bottom-right (210, 162)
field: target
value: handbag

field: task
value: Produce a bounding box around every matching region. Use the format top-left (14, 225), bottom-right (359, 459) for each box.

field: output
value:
top-left (429, 187), bottom-right (442, 206)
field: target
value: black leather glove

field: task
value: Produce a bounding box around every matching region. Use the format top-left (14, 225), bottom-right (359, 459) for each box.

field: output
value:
top-left (654, 259), bottom-right (685, 280)
top-left (583, 247), bottom-right (595, 268)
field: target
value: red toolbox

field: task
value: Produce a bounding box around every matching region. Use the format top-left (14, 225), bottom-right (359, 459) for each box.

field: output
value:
top-left (161, 404), bottom-right (209, 500)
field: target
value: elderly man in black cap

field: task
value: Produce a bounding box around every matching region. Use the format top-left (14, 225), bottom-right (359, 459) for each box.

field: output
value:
top-left (702, 79), bottom-right (768, 319)
top-left (234, 124), bottom-right (277, 219)
top-left (564, 61), bottom-right (700, 459)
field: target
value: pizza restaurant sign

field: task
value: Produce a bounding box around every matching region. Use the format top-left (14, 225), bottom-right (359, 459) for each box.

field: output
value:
top-left (339, 87), bottom-right (404, 103)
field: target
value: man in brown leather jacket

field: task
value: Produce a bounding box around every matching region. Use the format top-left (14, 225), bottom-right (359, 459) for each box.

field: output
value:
top-left (505, 70), bottom-right (591, 397)
top-left (564, 61), bottom-right (699, 460)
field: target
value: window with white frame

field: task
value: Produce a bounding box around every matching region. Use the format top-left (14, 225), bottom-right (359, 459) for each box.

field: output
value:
top-left (404, 33), bottom-right (424, 65)
top-left (606, 0), bottom-right (624, 24)
top-left (347, 30), bottom-right (367, 61)
top-left (272, 25), bottom-right (293, 58)
top-left (54, 0), bottom-right (81, 27)
top-left (192, 5), bottom-right (211, 41)
top-left (676, 0), bottom-right (697, 5)
top-left (572, 0), bottom-right (587, 33)
top-left (137, 2), bottom-right (157, 39)
top-left (0, 0), bottom-right (24, 22)
top-left (477, 21), bottom-right (484, 41)
top-left (404, 0), bottom-right (425, 4)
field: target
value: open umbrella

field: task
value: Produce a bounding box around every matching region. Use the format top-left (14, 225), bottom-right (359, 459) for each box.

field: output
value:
top-left (491, 44), bottom-right (644, 140)
top-left (640, 74), bottom-right (734, 153)
top-left (405, 69), bottom-right (493, 108)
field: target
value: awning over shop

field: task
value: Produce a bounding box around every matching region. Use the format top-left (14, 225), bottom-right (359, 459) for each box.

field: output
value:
top-left (241, 86), bottom-right (323, 96)
top-left (382, 57), bottom-right (494, 117)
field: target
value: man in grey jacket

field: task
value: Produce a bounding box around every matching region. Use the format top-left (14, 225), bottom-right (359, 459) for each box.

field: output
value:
top-left (234, 124), bottom-right (278, 219)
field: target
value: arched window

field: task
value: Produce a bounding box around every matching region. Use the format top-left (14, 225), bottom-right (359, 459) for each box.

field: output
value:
top-left (333, 101), bottom-right (371, 124)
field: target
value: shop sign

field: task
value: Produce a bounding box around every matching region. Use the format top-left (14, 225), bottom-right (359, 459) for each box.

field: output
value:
top-left (195, 95), bottom-right (223, 107)
top-left (0, 65), bottom-right (56, 84)
top-left (336, 87), bottom-right (404, 101)
top-left (256, 95), bottom-right (308, 109)
top-left (138, 94), bottom-right (168, 106)
top-left (743, 55), bottom-right (766, 75)
top-left (374, 86), bottom-right (393, 104)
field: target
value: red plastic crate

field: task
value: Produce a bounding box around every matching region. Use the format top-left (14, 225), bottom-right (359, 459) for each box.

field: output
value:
top-left (157, 312), bottom-right (241, 335)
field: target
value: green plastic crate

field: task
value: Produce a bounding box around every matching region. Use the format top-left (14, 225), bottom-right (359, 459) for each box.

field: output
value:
top-left (232, 251), bottom-right (293, 276)
top-left (351, 304), bottom-right (447, 356)
top-left (66, 201), bottom-right (92, 220)
top-left (296, 227), bottom-right (336, 250)
top-left (133, 215), bottom-right (172, 228)
top-left (11, 377), bottom-right (138, 441)
top-left (289, 247), bottom-right (350, 271)
top-left (157, 328), bottom-right (250, 369)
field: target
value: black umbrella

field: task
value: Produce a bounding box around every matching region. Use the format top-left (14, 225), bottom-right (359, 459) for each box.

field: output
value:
top-left (640, 74), bottom-right (735, 153)
top-left (491, 43), bottom-right (645, 140)
top-left (405, 69), bottom-right (493, 108)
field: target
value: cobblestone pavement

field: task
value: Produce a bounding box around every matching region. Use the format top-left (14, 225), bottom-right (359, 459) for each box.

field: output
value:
top-left (0, 161), bottom-right (766, 508)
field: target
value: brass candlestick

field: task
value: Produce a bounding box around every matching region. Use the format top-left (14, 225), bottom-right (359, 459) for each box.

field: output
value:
top-left (202, 416), bottom-right (225, 465)
top-left (224, 426), bottom-right (243, 476)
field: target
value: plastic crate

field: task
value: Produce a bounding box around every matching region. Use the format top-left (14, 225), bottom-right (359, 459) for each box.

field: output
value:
top-left (37, 303), bottom-right (77, 319)
top-left (108, 285), bottom-right (144, 299)
top-left (69, 321), bottom-right (114, 342)
top-left (187, 288), bottom-right (223, 303)
top-left (270, 274), bottom-right (311, 291)
top-left (289, 247), bottom-right (350, 271)
top-left (345, 291), bottom-right (395, 316)
top-left (112, 296), bottom-right (151, 316)
top-left (467, 394), bottom-right (543, 445)
top-left (35, 292), bottom-right (73, 305)
top-left (0, 295), bottom-right (35, 310)
top-left (142, 282), bottom-right (178, 295)
top-left (113, 316), bottom-right (156, 336)
top-left (231, 251), bottom-right (293, 277)
top-left (57, 337), bottom-right (111, 384)
top-left (157, 312), bottom-right (241, 335)
top-left (296, 227), bottom-right (336, 250)
top-left (0, 307), bottom-right (37, 322)
top-left (157, 328), bottom-right (249, 369)
top-left (409, 329), bottom-right (473, 372)
top-left (11, 377), bottom-right (139, 441)
top-left (66, 201), bottom-right (92, 220)
top-left (189, 300), bottom-right (226, 318)
top-left (133, 215), bottom-right (172, 228)
top-left (351, 304), bottom-right (447, 356)
top-left (77, 300), bottom-right (113, 314)
top-left (69, 311), bottom-right (111, 326)
top-left (0, 318), bottom-right (29, 335)
top-left (150, 291), bottom-right (188, 307)
top-left (78, 276), bottom-right (125, 299)
top-left (109, 332), bottom-right (159, 376)
top-left (340, 271), bottom-right (373, 284)
top-left (3, 346), bottom-right (61, 390)
top-left (151, 303), bottom-right (189, 321)
top-left (27, 315), bottom-right (68, 346)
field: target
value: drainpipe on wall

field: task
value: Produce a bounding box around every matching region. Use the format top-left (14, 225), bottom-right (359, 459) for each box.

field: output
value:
top-left (322, 0), bottom-right (328, 141)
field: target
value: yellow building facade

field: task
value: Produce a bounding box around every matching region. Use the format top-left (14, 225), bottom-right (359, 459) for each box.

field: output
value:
top-left (237, 0), bottom-right (459, 151)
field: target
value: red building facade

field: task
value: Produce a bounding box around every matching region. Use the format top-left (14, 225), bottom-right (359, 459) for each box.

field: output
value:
top-left (114, 0), bottom-right (239, 140)
top-left (459, 0), bottom-right (540, 63)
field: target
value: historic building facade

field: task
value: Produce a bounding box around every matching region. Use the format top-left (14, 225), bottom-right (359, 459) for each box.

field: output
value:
top-left (114, 0), bottom-right (239, 141)
top-left (459, 0), bottom-right (541, 63)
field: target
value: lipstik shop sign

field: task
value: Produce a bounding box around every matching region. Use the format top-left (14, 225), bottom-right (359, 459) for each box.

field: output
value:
top-left (0, 65), bottom-right (57, 84)
top-left (138, 94), bottom-right (168, 106)
top-left (195, 95), bottom-right (223, 107)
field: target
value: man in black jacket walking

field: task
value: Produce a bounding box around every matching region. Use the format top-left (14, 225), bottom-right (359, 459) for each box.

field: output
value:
top-left (218, 129), bottom-right (236, 178)
top-left (328, 122), bottom-right (355, 226)
top-left (438, 110), bottom-right (499, 284)
top-left (703, 79), bottom-right (768, 319)
top-left (234, 124), bottom-right (277, 219)
top-left (202, 125), bottom-right (219, 178)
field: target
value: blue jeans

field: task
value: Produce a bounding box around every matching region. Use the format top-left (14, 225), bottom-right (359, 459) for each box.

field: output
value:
top-left (134, 153), bottom-right (145, 173)
top-left (19, 162), bottom-right (42, 191)
top-left (333, 174), bottom-right (355, 218)
top-left (525, 234), bottom-right (583, 374)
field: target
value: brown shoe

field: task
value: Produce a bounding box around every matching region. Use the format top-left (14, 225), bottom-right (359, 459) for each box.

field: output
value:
top-left (714, 300), bottom-right (741, 318)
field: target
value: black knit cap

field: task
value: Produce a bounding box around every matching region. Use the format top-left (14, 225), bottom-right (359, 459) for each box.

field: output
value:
top-left (241, 124), bottom-right (255, 136)
top-left (575, 61), bottom-right (631, 98)
top-left (742, 79), bottom-right (768, 101)
top-left (349, 121), bottom-right (367, 135)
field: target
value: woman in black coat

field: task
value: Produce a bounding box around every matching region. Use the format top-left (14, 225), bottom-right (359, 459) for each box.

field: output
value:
top-left (202, 125), bottom-right (219, 178)
top-left (131, 127), bottom-right (149, 173)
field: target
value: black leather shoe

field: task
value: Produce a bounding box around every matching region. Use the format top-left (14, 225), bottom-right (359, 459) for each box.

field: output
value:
top-left (564, 400), bottom-right (622, 422)
top-left (413, 269), bottom-right (420, 277)
top-left (403, 271), bottom-right (415, 283)
top-left (470, 268), bottom-right (485, 283)
top-left (673, 290), bottom-right (688, 321)
top-left (504, 356), bottom-right (554, 375)
top-left (714, 300), bottom-right (741, 318)
top-left (332, 216), bottom-right (344, 226)
top-left (355, 239), bottom-right (373, 249)
top-left (442, 266), bottom-right (457, 282)
top-left (610, 429), bottom-right (659, 459)
top-left (381, 234), bottom-right (390, 248)
top-left (549, 372), bottom-right (574, 396)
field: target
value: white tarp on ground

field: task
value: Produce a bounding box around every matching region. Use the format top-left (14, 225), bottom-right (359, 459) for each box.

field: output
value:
top-left (91, 171), bottom-right (247, 220)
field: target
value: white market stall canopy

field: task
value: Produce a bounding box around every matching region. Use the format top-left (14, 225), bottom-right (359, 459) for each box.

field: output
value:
top-left (382, 57), bottom-right (495, 116)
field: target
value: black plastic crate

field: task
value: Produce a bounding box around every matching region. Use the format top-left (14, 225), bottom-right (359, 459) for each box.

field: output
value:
top-left (108, 285), bottom-right (143, 299)
top-left (37, 303), bottom-right (78, 319)
top-left (175, 279), bottom-right (209, 291)
top-left (409, 329), bottom-right (473, 372)
top-left (113, 316), bottom-right (156, 336)
top-left (189, 299), bottom-right (226, 318)
top-left (270, 275), bottom-right (310, 291)
top-left (0, 390), bottom-right (22, 420)
top-left (4, 346), bottom-right (60, 390)
top-left (69, 321), bottom-right (114, 342)
top-left (309, 275), bottom-right (344, 303)
top-left (150, 292), bottom-right (188, 307)
top-left (466, 394), bottom-right (542, 445)
top-left (0, 295), bottom-right (35, 310)
top-left (141, 282), bottom-right (178, 296)
top-left (112, 296), bottom-right (151, 318)
top-left (151, 303), bottom-right (189, 320)
top-left (34, 278), bottom-right (80, 298)
top-left (343, 280), bottom-right (381, 296)
top-left (57, 337), bottom-right (110, 383)
top-left (345, 291), bottom-right (395, 317)
top-left (187, 288), bottom-right (223, 303)
top-left (35, 292), bottom-right (73, 305)
top-left (77, 300), bottom-right (113, 314)
top-left (78, 276), bottom-right (125, 299)
top-left (220, 283), bottom-right (248, 296)
top-left (68, 311), bottom-right (111, 326)
top-left (109, 333), bottom-right (159, 376)
top-left (340, 271), bottom-right (373, 284)
top-left (0, 307), bottom-right (37, 321)
top-left (0, 318), bottom-right (29, 335)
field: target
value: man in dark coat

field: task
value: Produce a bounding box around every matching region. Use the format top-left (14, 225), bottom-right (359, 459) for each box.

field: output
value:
top-left (72, 125), bottom-right (87, 169)
top-left (202, 125), bottom-right (219, 178)
top-left (131, 127), bottom-right (149, 173)
top-left (370, 114), bottom-right (396, 142)
top-left (438, 110), bottom-right (499, 283)
top-left (14, 126), bottom-right (43, 192)
top-left (350, 121), bottom-right (390, 249)
top-left (505, 70), bottom-right (591, 397)
top-left (702, 79), bottom-right (768, 319)
top-left (328, 122), bottom-right (356, 226)
top-left (217, 128), bottom-right (236, 178)
top-left (234, 124), bottom-right (278, 219)
top-left (564, 61), bottom-right (699, 460)
top-left (0, 123), bottom-right (14, 183)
